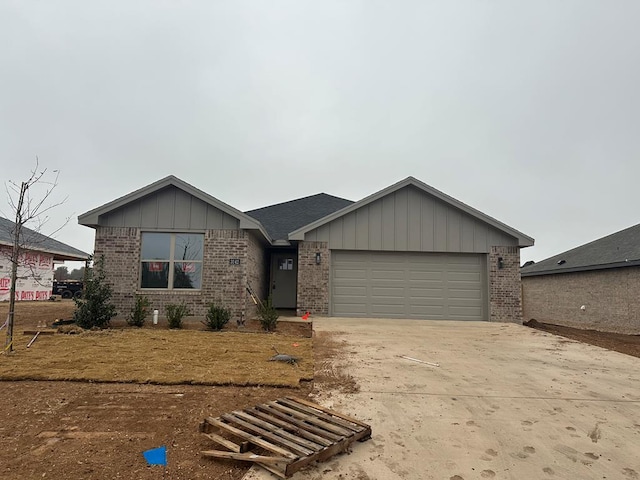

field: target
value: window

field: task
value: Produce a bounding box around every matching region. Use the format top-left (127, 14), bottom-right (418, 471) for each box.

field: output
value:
top-left (140, 233), bottom-right (204, 289)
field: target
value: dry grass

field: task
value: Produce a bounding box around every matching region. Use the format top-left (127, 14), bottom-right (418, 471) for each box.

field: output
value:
top-left (0, 329), bottom-right (312, 387)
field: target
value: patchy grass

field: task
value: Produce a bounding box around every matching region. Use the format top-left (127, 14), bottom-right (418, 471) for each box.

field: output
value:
top-left (0, 329), bottom-right (312, 387)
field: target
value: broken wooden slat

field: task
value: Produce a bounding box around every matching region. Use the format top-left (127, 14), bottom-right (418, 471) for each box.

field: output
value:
top-left (266, 401), bottom-right (353, 436)
top-left (244, 408), bottom-right (334, 447)
top-left (201, 450), bottom-right (288, 465)
top-left (256, 404), bottom-right (343, 441)
top-left (287, 397), bottom-right (371, 429)
top-left (231, 410), bottom-right (324, 452)
top-left (277, 398), bottom-right (364, 432)
top-left (204, 417), bottom-right (297, 459)
top-left (202, 433), bottom-right (243, 453)
top-left (221, 413), bottom-right (314, 457)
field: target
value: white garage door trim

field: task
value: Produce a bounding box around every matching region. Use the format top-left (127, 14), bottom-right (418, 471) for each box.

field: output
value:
top-left (330, 251), bottom-right (488, 320)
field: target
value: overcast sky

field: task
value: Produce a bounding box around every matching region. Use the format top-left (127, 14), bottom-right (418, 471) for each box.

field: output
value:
top-left (2, 1), bottom-right (639, 267)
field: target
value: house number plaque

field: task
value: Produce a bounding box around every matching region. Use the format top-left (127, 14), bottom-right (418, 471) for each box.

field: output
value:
top-left (229, 259), bottom-right (241, 265)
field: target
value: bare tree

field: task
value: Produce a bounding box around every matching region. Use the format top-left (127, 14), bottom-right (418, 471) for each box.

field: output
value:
top-left (2, 160), bottom-right (67, 353)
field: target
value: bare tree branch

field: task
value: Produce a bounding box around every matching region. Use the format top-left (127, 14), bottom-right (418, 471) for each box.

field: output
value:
top-left (3, 159), bottom-right (67, 354)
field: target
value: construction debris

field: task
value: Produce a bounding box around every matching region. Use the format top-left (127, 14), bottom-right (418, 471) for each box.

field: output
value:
top-left (200, 396), bottom-right (372, 478)
top-left (26, 331), bottom-right (40, 348)
top-left (398, 355), bottom-right (440, 367)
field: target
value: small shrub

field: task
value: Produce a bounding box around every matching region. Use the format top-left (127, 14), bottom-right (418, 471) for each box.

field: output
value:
top-left (202, 303), bottom-right (231, 331)
top-left (73, 256), bottom-right (116, 329)
top-left (127, 295), bottom-right (151, 327)
top-left (166, 302), bottom-right (190, 329)
top-left (258, 297), bottom-right (279, 332)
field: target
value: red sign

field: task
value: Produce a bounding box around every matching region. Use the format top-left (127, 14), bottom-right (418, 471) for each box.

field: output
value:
top-left (181, 263), bottom-right (196, 273)
top-left (0, 278), bottom-right (10, 291)
top-left (147, 262), bottom-right (165, 272)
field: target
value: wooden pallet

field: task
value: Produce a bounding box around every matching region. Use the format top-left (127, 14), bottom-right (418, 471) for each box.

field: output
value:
top-left (200, 396), bottom-right (372, 478)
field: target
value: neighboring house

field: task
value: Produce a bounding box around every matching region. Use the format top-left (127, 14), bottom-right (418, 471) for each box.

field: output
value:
top-left (522, 224), bottom-right (640, 334)
top-left (78, 176), bottom-right (533, 322)
top-left (0, 217), bottom-right (90, 301)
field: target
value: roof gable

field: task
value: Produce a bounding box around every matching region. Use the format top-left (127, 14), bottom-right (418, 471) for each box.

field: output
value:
top-left (245, 193), bottom-right (353, 241)
top-left (0, 217), bottom-right (89, 261)
top-left (522, 223), bottom-right (640, 276)
top-left (289, 177), bottom-right (534, 247)
top-left (78, 176), bottom-right (270, 240)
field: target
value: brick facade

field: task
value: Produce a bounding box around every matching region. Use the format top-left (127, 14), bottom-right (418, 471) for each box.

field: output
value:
top-left (296, 241), bottom-right (330, 316)
top-left (522, 267), bottom-right (640, 334)
top-left (94, 227), bottom-right (266, 322)
top-left (489, 246), bottom-right (522, 323)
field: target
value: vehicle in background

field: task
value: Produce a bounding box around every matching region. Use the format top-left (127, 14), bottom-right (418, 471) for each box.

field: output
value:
top-left (52, 280), bottom-right (83, 299)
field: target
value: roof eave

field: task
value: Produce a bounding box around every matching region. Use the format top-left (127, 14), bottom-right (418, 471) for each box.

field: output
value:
top-left (521, 259), bottom-right (640, 277)
top-left (0, 240), bottom-right (90, 262)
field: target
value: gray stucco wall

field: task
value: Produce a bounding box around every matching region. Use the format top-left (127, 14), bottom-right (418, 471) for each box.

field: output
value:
top-left (99, 185), bottom-right (240, 230)
top-left (522, 267), bottom-right (640, 334)
top-left (303, 185), bottom-right (517, 252)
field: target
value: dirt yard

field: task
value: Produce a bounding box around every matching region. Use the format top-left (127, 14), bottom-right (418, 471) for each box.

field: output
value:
top-left (524, 319), bottom-right (640, 358)
top-left (0, 301), bottom-right (323, 480)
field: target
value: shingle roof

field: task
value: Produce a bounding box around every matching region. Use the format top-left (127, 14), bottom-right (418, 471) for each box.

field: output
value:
top-left (0, 217), bottom-right (90, 261)
top-left (245, 194), bottom-right (354, 241)
top-left (521, 223), bottom-right (640, 277)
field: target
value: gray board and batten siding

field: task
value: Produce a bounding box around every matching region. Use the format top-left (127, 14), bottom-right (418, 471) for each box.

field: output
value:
top-left (302, 185), bottom-right (517, 253)
top-left (95, 186), bottom-right (240, 231)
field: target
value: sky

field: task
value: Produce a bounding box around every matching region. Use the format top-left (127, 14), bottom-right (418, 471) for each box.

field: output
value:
top-left (1, 1), bottom-right (639, 268)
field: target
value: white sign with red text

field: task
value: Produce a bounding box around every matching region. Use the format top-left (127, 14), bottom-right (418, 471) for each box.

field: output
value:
top-left (0, 246), bottom-right (54, 301)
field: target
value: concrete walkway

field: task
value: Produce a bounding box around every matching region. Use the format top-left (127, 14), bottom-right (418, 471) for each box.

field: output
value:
top-left (244, 319), bottom-right (640, 480)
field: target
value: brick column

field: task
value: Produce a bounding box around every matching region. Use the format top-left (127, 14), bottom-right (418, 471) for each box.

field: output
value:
top-left (94, 226), bottom-right (141, 316)
top-left (296, 241), bottom-right (330, 316)
top-left (489, 246), bottom-right (522, 323)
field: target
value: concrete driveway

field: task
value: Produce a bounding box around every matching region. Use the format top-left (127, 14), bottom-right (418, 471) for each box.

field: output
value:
top-left (245, 319), bottom-right (640, 480)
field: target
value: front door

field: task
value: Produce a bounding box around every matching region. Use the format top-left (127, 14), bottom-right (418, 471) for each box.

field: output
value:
top-left (271, 253), bottom-right (297, 308)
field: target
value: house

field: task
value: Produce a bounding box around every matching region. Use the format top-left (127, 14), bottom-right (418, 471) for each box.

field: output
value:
top-left (0, 217), bottom-right (90, 301)
top-left (521, 223), bottom-right (640, 334)
top-left (78, 176), bottom-right (534, 322)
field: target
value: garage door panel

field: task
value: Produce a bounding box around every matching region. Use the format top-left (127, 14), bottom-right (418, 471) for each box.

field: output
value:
top-left (371, 269), bottom-right (404, 280)
top-left (332, 303), bottom-right (368, 315)
top-left (371, 287), bottom-right (405, 297)
top-left (331, 251), bottom-right (486, 321)
top-left (409, 305), bottom-right (446, 316)
top-left (409, 271), bottom-right (444, 281)
top-left (409, 288), bottom-right (444, 298)
top-left (333, 268), bottom-right (367, 280)
top-left (371, 304), bottom-right (406, 315)
top-left (449, 288), bottom-right (482, 299)
top-left (334, 286), bottom-right (367, 297)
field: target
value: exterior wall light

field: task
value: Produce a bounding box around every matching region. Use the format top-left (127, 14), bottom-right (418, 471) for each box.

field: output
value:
top-left (497, 257), bottom-right (504, 269)
top-left (315, 252), bottom-right (321, 265)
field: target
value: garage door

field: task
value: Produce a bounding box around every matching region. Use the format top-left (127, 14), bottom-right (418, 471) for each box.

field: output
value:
top-left (331, 251), bottom-right (486, 320)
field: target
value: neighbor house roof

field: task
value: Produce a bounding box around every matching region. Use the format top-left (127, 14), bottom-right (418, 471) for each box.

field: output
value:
top-left (521, 223), bottom-right (640, 277)
top-left (0, 217), bottom-right (90, 261)
top-left (78, 175), bottom-right (271, 241)
top-left (245, 193), bottom-right (354, 242)
top-left (288, 176), bottom-right (535, 247)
